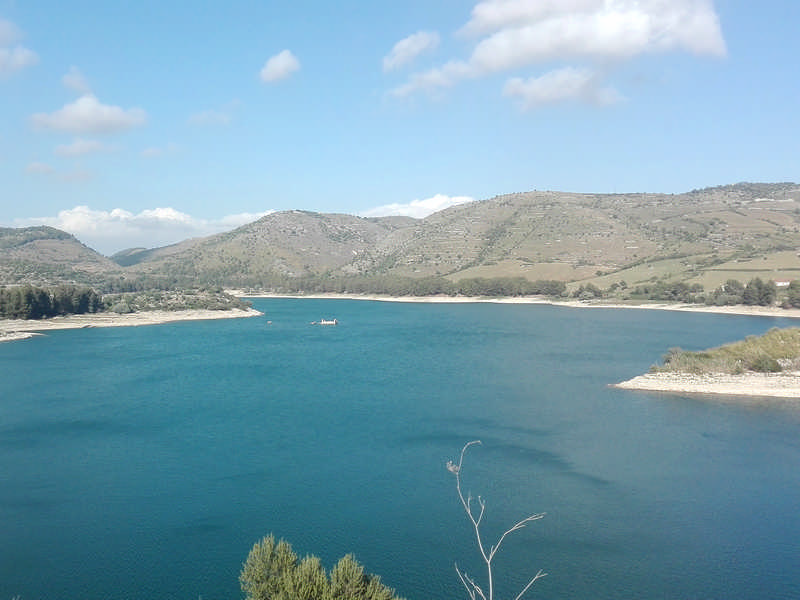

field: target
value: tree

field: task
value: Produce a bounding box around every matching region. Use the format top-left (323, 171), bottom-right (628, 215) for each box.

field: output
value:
top-left (742, 278), bottom-right (762, 305)
top-left (786, 280), bottom-right (800, 308)
top-left (742, 278), bottom-right (777, 306)
top-left (329, 554), bottom-right (397, 600)
top-left (573, 283), bottom-right (602, 300)
top-left (447, 441), bottom-right (545, 600)
top-left (723, 279), bottom-right (744, 296)
top-left (758, 280), bottom-right (777, 306)
top-left (240, 534), bottom-right (298, 600)
top-left (240, 535), bottom-right (404, 600)
top-left (285, 556), bottom-right (329, 600)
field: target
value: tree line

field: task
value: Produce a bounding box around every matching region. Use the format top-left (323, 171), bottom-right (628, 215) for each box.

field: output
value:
top-left (0, 284), bottom-right (250, 320)
top-left (626, 277), bottom-right (779, 306)
top-left (248, 274), bottom-right (567, 298)
top-left (573, 277), bottom-right (790, 307)
top-left (0, 284), bottom-right (102, 319)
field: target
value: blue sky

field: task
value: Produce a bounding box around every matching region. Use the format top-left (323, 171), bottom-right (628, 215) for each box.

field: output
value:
top-left (1, 1), bottom-right (798, 254)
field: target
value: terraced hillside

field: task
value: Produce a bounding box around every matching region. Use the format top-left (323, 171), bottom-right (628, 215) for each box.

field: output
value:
top-left (336, 182), bottom-right (800, 287)
top-left (3, 183), bottom-right (800, 293)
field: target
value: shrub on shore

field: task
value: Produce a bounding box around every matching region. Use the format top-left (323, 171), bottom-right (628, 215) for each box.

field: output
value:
top-left (651, 327), bottom-right (800, 375)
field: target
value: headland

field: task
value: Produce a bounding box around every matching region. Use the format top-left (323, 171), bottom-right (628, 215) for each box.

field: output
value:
top-left (0, 307), bottom-right (262, 342)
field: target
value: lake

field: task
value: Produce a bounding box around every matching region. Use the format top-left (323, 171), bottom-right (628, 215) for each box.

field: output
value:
top-left (1, 298), bottom-right (799, 599)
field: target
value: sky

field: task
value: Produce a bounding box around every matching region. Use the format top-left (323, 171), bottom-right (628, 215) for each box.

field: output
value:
top-left (1, 0), bottom-right (798, 255)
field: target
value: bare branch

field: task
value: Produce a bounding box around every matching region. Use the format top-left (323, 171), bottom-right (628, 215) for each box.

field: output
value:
top-left (455, 567), bottom-right (477, 600)
top-left (447, 440), bottom-right (545, 600)
top-left (513, 570), bottom-right (547, 600)
top-left (476, 496), bottom-right (486, 526)
top-left (455, 565), bottom-right (486, 600)
top-left (488, 513), bottom-right (546, 562)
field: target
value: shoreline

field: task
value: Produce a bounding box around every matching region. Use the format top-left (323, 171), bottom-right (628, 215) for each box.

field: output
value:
top-left (228, 291), bottom-right (800, 319)
top-left (3, 296), bottom-right (798, 399)
top-left (0, 307), bottom-right (263, 342)
top-left (612, 371), bottom-right (800, 399)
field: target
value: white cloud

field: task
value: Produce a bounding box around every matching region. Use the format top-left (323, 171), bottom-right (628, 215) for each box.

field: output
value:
top-left (62, 66), bottom-right (91, 94)
top-left (0, 18), bottom-right (38, 76)
top-left (0, 45), bottom-right (38, 76)
top-left (260, 49), bottom-right (300, 83)
top-left (383, 31), bottom-right (440, 72)
top-left (55, 138), bottom-right (114, 156)
top-left (460, 0), bottom-right (599, 37)
top-left (31, 94), bottom-right (147, 134)
top-left (503, 66), bottom-right (624, 108)
top-left (391, 0), bottom-right (726, 103)
top-left (389, 60), bottom-right (472, 98)
top-left (15, 206), bottom-right (274, 254)
top-left (361, 194), bottom-right (474, 219)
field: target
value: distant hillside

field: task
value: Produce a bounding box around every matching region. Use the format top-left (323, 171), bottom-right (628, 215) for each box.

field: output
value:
top-left (348, 182), bottom-right (800, 288)
top-left (4, 183), bottom-right (800, 293)
top-left (121, 211), bottom-right (416, 287)
top-left (110, 237), bottom-right (206, 267)
top-left (0, 226), bottom-right (121, 287)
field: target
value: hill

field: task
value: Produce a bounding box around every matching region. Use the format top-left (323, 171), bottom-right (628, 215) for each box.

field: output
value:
top-left (122, 211), bottom-right (416, 287)
top-left (121, 182), bottom-right (800, 291)
top-left (0, 226), bottom-right (121, 287)
top-left (4, 182), bottom-right (800, 294)
top-left (346, 182), bottom-right (800, 287)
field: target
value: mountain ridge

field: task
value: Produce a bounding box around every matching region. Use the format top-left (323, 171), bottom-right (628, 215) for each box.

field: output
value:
top-left (3, 182), bottom-right (800, 292)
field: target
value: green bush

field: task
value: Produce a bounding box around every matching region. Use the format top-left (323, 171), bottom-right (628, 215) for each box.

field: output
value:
top-left (746, 355), bottom-right (782, 373)
top-left (241, 535), bottom-right (404, 600)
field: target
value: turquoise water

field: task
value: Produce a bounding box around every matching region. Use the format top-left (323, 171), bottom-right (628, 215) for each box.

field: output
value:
top-left (1, 299), bottom-right (799, 599)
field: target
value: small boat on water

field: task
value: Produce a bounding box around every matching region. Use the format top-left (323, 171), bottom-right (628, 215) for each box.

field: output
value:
top-left (311, 318), bottom-right (338, 325)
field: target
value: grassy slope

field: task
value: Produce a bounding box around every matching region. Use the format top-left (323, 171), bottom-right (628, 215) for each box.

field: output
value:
top-left (653, 328), bottom-right (800, 374)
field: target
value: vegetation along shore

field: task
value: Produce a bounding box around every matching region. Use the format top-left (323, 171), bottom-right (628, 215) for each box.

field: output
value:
top-left (615, 328), bottom-right (800, 398)
top-left (0, 284), bottom-right (261, 342)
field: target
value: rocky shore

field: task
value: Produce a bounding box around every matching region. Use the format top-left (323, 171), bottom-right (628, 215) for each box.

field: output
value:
top-left (613, 371), bottom-right (800, 398)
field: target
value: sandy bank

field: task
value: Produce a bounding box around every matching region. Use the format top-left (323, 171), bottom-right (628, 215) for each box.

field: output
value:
top-left (0, 331), bottom-right (41, 343)
top-left (0, 307), bottom-right (263, 342)
top-left (613, 371), bottom-right (800, 398)
top-left (228, 291), bottom-right (800, 319)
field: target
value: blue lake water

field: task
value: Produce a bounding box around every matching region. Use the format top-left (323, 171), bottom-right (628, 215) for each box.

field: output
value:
top-left (1, 298), bottom-right (800, 600)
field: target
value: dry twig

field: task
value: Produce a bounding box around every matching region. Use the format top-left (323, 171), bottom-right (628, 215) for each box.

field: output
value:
top-left (448, 440), bottom-right (545, 600)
